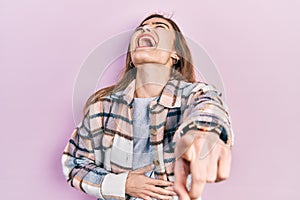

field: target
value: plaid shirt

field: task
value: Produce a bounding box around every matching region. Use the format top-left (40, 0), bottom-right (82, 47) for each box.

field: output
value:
top-left (62, 78), bottom-right (233, 200)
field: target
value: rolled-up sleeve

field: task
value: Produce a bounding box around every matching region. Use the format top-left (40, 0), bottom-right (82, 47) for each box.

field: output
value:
top-left (176, 82), bottom-right (234, 147)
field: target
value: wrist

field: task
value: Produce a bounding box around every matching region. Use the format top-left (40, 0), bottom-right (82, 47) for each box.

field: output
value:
top-left (180, 120), bottom-right (233, 148)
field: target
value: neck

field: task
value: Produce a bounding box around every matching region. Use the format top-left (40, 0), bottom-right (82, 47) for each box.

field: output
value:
top-left (135, 63), bottom-right (171, 98)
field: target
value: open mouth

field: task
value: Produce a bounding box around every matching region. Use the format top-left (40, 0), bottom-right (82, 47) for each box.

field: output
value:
top-left (137, 34), bottom-right (156, 48)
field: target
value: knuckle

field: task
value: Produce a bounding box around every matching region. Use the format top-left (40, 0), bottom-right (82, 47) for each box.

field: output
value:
top-left (190, 192), bottom-right (201, 199)
top-left (206, 177), bottom-right (216, 183)
top-left (193, 174), bottom-right (206, 183)
top-left (191, 195), bottom-right (201, 200)
top-left (218, 173), bottom-right (229, 181)
top-left (207, 173), bottom-right (217, 183)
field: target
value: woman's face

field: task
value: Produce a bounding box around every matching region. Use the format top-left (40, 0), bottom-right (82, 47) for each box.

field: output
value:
top-left (130, 17), bottom-right (177, 68)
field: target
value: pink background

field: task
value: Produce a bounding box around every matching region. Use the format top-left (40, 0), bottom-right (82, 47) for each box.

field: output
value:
top-left (1, 0), bottom-right (299, 199)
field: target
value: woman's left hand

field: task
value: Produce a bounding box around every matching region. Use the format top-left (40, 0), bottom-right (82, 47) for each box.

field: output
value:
top-left (173, 130), bottom-right (232, 200)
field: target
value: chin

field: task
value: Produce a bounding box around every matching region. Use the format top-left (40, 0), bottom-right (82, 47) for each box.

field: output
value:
top-left (132, 50), bottom-right (170, 65)
top-left (131, 51), bottom-right (156, 64)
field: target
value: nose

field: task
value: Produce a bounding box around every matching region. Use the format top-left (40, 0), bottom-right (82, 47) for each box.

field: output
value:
top-left (141, 24), bottom-right (151, 32)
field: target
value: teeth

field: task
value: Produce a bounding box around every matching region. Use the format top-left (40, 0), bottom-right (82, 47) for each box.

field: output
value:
top-left (138, 36), bottom-right (155, 47)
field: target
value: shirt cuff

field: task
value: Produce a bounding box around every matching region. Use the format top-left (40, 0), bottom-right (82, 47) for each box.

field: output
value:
top-left (101, 172), bottom-right (129, 199)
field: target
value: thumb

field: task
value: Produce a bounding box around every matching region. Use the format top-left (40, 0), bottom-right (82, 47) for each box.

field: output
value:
top-left (134, 164), bottom-right (155, 174)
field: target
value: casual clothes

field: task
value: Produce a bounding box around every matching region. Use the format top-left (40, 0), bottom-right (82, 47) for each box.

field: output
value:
top-left (61, 78), bottom-right (233, 200)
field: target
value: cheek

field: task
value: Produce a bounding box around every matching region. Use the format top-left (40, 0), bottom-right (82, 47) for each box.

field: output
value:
top-left (157, 41), bottom-right (174, 52)
top-left (129, 32), bottom-right (139, 51)
top-left (157, 33), bottom-right (175, 51)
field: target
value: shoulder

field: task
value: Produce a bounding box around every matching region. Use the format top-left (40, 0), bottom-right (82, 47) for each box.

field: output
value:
top-left (179, 81), bottom-right (220, 96)
top-left (85, 94), bottom-right (114, 117)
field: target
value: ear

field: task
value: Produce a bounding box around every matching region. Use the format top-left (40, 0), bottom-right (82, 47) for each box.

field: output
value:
top-left (170, 52), bottom-right (179, 60)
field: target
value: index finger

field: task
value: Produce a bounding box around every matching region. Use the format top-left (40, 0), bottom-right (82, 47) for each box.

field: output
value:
top-left (174, 158), bottom-right (190, 200)
top-left (189, 139), bottom-right (208, 199)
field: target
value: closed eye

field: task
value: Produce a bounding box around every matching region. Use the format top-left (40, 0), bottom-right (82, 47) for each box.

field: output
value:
top-left (155, 25), bottom-right (166, 29)
top-left (135, 26), bottom-right (143, 31)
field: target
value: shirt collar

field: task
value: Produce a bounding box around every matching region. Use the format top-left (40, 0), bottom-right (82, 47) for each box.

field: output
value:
top-left (110, 78), bottom-right (184, 108)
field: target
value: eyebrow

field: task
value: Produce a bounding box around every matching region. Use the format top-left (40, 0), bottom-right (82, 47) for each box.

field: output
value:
top-left (141, 21), bottom-right (170, 29)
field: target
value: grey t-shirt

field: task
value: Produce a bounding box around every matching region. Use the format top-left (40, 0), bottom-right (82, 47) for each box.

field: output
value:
top-left (132, 97), bottom-right (156, 170)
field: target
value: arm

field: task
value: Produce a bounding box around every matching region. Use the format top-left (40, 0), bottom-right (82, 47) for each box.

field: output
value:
top-left (173, 83), bottom-right (234, 199)
top-left (176, 82), bottom-right (233, 147)
top-left (61, 106), bottom-right (129, 199)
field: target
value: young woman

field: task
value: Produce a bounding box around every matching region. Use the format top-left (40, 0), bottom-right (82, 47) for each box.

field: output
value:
top-left (62, 14), bottom-right (234, 200)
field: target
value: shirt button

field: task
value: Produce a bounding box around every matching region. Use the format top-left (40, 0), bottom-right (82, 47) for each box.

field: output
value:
top-left (153, 159), bottom-right (160, 166)
top-left (150, 129), bottom-right (157, 136)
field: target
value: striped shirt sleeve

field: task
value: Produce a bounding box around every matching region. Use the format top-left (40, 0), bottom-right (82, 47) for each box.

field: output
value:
top-left (61, 107), bottom-right (129, 199)
top-left (176, 82), bottom-right (234, 147)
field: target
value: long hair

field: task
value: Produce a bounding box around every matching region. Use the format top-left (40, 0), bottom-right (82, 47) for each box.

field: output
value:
top-left (84, 14), bottom-right (195, 112)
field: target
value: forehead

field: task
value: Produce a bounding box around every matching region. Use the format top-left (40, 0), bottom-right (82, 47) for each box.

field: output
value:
top-left (141, 17), bottom-right (174, 30)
